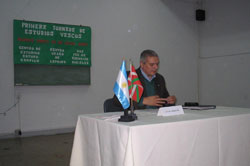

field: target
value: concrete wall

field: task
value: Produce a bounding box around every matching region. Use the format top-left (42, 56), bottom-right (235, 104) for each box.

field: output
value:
top-left (0, 0), bottom-right (199, 136)
top-left (199, 0), bottom-right (250, 108)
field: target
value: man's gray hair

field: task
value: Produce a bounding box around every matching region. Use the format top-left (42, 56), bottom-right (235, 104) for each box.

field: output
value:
top-left (140, 49), bottom-right (159, 63)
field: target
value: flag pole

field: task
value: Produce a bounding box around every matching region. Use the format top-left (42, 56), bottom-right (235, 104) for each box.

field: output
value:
top-left (123, 58), bottom-right (129, 117)
top-left (129, 59), bottom-right (134, 114)
top-left (129, 59), bottom-right (137, 120)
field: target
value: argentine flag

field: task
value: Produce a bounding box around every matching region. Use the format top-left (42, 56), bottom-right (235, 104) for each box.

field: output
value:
top-left (113, 60), bottom-right (130, 109)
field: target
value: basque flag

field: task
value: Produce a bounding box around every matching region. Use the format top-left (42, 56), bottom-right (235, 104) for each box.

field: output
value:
top-left (128, 64), bottom-right (144, 102)
top-left (113, 60), bottom-right (130, 109)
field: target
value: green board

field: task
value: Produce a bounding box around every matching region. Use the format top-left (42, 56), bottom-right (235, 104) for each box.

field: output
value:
top-left (13, 20), bottom-right (91, 85)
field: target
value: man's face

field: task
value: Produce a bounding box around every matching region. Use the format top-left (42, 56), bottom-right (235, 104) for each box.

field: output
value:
top-left (140, 56), bottom-right (159, 78)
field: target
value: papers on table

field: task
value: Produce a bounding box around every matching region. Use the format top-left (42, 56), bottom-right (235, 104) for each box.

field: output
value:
top-left (101, 115), bottom-right (121, 121)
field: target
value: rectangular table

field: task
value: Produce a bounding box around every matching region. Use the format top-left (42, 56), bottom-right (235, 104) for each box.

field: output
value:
top-left (70, 107), bottom-right (250, 166)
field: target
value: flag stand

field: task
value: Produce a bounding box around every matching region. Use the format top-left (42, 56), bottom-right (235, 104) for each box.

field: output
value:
top-left (118, 109), bottom-right (136, 122)
top-left (130, 99), bottom-right (138, 120)
top-left (118, 99), bottom-right (137, 122)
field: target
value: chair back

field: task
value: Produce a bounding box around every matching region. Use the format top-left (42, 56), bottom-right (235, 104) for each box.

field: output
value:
top-left (103, 98), bottom-right (122, 112)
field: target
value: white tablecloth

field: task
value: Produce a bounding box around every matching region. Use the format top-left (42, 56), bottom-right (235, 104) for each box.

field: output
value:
top-left (70, 107), bottom-right (250, 166)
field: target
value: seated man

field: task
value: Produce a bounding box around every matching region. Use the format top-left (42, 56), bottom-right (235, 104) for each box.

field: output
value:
top-left (113, 49), bottom-right (176, 110)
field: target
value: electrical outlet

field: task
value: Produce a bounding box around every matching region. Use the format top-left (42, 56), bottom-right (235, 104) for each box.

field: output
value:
top-left (14, 129), bottom-right (22, 136)
top-left (17, 94), bottom-right (21, 100)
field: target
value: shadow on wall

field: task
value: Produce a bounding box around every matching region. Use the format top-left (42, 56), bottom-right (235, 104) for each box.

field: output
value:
top-left (160, 0), bottom-right (198, 27)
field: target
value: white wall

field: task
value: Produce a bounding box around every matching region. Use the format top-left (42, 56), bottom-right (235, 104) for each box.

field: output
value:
top-left (199, 0), bottom-right (250, 108)
top-left (0, 0), bottom-right (199, 135)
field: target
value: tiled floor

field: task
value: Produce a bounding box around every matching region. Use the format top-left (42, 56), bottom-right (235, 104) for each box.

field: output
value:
top-left (0, 133), bottom-right (74, 166)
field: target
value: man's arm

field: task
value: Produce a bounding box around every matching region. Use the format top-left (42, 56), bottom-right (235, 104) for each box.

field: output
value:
top-left (135, 69), bottom-right (177, 108)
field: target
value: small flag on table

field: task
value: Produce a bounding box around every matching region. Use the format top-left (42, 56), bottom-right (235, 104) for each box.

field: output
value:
top-left (113, 60), bottom-right (130, 110)
top-left (128, 64), bottom-right (144, 103)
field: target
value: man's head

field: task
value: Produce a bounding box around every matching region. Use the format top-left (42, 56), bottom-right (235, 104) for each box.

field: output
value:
top-left (140, 50), bottom-right (159, 79)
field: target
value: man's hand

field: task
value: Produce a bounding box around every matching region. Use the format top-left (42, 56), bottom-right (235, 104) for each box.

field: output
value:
top-left (166, 96), bottom-right (176, 104)
top-left (143, 95), bottom-right (177, 106)
top-left (142, 95), bottom-right (166, 107)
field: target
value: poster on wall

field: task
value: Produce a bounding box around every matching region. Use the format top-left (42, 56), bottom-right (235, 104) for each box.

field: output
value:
top-left (13, 19), bottom-right (91, 66)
